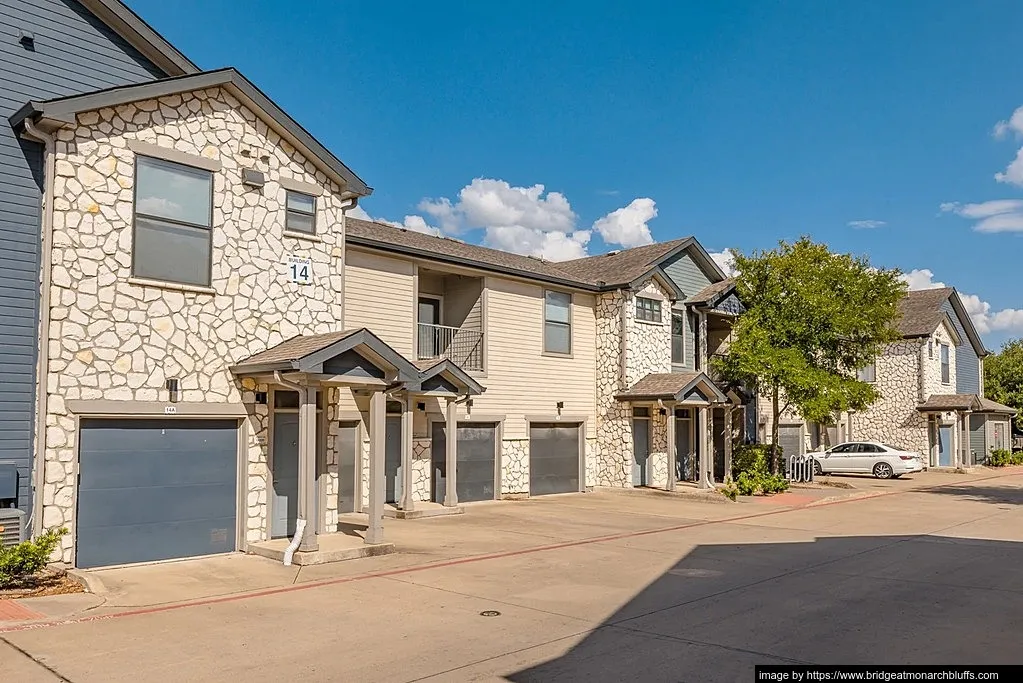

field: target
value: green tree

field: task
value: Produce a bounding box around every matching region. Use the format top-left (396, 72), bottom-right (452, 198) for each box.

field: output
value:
top-left (716, 237), bottom-right (906, 472)
top-left (985, 339), bottom-right (1023, 429)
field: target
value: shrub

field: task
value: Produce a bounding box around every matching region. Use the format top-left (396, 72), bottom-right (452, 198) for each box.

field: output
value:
top-left (732, 444), bottom-right (772, 477)
top-left (988, 449), bottom-right (1012, 467)
top-left (0, 528), bottom-right (68, 589)
top-left (735, 471), bottom-right (760, 496)
top-left (761, 474), bottom-right (790, 494)
top-left (720, 479), bottom-right (739, 501)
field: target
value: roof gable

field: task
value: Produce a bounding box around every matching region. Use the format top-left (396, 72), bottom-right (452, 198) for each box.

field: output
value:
top-left (11, 68), bottom-right (370, 198)
top-left (897, 288), bottom-right (986, 357)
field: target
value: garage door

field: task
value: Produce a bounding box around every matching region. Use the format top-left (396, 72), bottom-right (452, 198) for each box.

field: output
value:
top-left (778, 424), bottom-right (803, 458)
top-left (431, 422), bottom-right (497, 503)
top-left (76, 419), bottom-right (238, 569)
top-left (529, 423), bottom-right (581, 496)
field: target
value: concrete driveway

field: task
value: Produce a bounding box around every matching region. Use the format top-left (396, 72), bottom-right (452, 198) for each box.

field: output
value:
top-left (3, 468), bottom-right (1022, 682)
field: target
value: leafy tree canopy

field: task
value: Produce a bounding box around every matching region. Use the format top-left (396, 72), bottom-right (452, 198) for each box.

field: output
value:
top-left (717, 237), bottom-right (906, 465)
top-left (985, 339), bottom-right (1023, 429)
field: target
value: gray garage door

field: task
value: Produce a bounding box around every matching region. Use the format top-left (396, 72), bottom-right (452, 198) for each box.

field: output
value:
top-left (76, 419), bottom-right (238, 569)
top-left (778, 424), bottom-right (802, 458)
top-left (431, 422), bottom-right (497, 503)
top-left (529, 423), bottom-right (581, 496)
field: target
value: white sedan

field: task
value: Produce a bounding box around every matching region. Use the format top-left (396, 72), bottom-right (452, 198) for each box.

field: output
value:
top-left (812, 441), bottom-right (924, 479)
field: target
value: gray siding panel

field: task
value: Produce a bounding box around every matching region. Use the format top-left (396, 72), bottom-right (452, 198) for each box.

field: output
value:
top-left (0, 0), bottom-right (167, 515)
top-left (940, 299), bottom-right (980, 395)
top-left (969, 415), bottom-right (986, 464)
top-left (663, 251), bottom-right (713, 370)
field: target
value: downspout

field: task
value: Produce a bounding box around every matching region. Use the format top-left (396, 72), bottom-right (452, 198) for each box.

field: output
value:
top-left (24, 119), bottom-right (55, 538)
top-left (273, 371), bottom-right (307, 566)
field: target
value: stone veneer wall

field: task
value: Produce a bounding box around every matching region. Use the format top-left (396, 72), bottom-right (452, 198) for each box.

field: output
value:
top-left (42, 87), bottom-right (352, 561)
top-left (594, 279), bottom-right (673, 487)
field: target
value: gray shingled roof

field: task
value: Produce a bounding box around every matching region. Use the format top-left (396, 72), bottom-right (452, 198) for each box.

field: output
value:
top-left (686, 278), bottom-right (735, 305)
top-left (615, 371), bottom-right (730, 403)
top-left (897, 288), bottom-right (954, 338)
top-left (552, 239), bottom-right (691, 286)
top-left (346, 219), bottom-right (594, 288)
top-left (977, 397), bottom-right (1017, 414)
top-left (233, 330), bottom-right (358, 368)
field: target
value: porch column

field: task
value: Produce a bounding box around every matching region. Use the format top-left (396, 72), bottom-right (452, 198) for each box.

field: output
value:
top-left (366, 390), bottom-right (386, 544)
top-left (399, 395), bottom-right (415, 512)
top-left (298, 386), bottom-right (319, 552)
top-left (665, 403), bottom-right (677, 492)
top-left (961, 410), bottom-right (971, 468)
top-left (724, 406), bottom-right (734, 481)
top-left (698, 406), bottom-right (712, 489)
top-left (444, 397), bottom-right (458, 506)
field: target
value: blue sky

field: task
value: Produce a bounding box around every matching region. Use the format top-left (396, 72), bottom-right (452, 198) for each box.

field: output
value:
top-left (131, 0), bottom-right (1023, 347)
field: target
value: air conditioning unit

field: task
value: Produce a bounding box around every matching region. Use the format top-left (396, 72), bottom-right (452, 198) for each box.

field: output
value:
top-left (0, 508), bottom-right (27, 548)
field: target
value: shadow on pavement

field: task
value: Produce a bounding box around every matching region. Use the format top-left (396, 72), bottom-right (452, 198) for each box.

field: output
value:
top-left (507, 534), bottom-right (1023, 682)
top-left (917, 484), bottom-right (1023, 507)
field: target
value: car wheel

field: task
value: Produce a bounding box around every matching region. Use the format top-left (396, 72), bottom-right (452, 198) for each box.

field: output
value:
top-left (813, 459), bottom-right (823, 476)
top-left (873, 462), bottom-right (894, 479)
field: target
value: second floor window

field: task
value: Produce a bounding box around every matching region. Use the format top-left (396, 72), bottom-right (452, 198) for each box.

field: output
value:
top-left (635, 297), bottom-right (662, 322)
top-left (940, 344), bottom-right (950, 384)
top-left (857, 361), bottom-right (876, 383)
top-left (671, 312), bottom-right (685, 364)
top-left (544, 290), bottom-right (572, 354)
top-left (286, 191), bottom-right (317, 234)
top-left (132, 155), bottom-right (213, 287)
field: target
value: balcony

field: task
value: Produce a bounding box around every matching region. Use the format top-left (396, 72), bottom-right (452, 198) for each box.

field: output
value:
top-left (417, 323), bottom-right (484, 372)
top-left (416, 267), bottom-right (485, 372)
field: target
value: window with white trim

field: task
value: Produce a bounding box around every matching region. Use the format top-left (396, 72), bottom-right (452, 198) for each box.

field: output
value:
top-left (940, 343), bottom-right (950, 384)
top-left (132, 155), bottom-right (213, 287)
top-left (543, 290), bottom-right (572, 354)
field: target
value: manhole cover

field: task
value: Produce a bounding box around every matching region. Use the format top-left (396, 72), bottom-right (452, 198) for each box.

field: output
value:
top-left (480, 610), bottom-right (501, 617)
top-left (667, 568), bottom-right (722, 578)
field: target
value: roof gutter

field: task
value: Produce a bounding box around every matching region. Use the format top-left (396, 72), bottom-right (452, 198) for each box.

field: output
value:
top-left (23, 119), bottom-right (54, 539)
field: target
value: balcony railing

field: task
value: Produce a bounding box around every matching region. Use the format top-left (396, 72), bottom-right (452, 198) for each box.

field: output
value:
top-left (417, 323), bottom-right (484, 372)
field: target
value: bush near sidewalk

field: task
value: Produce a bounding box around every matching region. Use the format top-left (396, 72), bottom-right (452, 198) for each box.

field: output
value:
top-left (987, 449), bottom-right (1023, 467)
top-left (0, 528), bottom-right (68, 589)
top-left (723, 444), bottom-right (790, 498)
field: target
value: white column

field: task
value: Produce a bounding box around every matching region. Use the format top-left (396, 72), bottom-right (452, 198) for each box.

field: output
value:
top-left (698, 406), bottom-right (712, 489)
top-left (399, 395), bottom-right (414, 511)
top-left (366, 390), bottom-right (386, 544)
top-left (444, 398), bottom-right (458, 506)
top-left (962, 411), bottom-right (971, 468)
top-left (298, 386), bottom-right (319, 552)
top-left (665, 404), bottom-right (676, 492)
top-left (724, 407), bottom-right (734, 481)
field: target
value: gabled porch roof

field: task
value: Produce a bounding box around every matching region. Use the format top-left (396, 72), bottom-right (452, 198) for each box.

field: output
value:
top-left (615, 371), bottom-right (728, 404)
top-left (230, 328), bottom-right (420, 384)
top-left (916, 393), bottom-right (1016, 415)
top-left (411, 359), bottom-right (486, 396)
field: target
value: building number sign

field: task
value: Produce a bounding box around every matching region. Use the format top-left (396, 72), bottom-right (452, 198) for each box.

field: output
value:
top-left (286, 255), bottom-right (313, 285)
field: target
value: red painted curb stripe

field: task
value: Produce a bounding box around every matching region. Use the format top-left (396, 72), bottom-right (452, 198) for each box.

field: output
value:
top-left (1, 468), bottom-right (1016, 634)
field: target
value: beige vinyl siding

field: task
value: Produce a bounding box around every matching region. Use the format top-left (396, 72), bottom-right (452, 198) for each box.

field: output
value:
top-left (476, 276), bottom-right (597, 439)
top-left (344, 249), bottom-right (415, 355)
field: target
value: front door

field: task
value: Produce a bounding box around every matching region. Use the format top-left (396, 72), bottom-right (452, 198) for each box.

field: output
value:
top-left (271, 406), bottom-right (322, 539)
top-left (675, 409), bottom-right (695, 481)
top-left (418, 297), bottom-right (442, 358)
top-left (938, 425), bottom-right (953, 467)
top-left (385, 416), bottom-right (402, 504)
top-left (632, 417), bottom-right (650, 486)
top-left (337, 421), bottom-right (359, 514)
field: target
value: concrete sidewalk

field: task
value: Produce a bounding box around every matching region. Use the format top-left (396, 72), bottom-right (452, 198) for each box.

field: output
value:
top-left (1, 466), bottom-right (1017, 630)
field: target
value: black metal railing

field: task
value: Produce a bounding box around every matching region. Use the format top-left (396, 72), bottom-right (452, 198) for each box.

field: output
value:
top-left (417, 323), bottom-right (484, 372)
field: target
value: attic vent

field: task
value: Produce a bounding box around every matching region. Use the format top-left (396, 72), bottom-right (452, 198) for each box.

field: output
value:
top-left (527, 254), bottom-right (547, 262)
top-left (605, 250), bottom-right (620, 256)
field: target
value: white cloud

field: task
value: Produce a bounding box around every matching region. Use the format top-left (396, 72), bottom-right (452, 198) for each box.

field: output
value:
top-left (352, 178), bottom-right (667, 261)
top-left (940, 200), bottom-right (1023, 233)
top-left (592, 198), bottom-right (656, 248)
top-left (709, 249), bottom-right (738, 277)
top-left (994, 106), bottom-right (1023, 139)
top-left (901, 268), bottom-right (1023, 335)
top-left (484, 226), bottom-right (591, 261)
top-left (847, 219), bottom-right (886, 229)
top-left (995, 147), bottom-right (1023, 187)
top-left (346, 204), bottom-right (439, 235)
